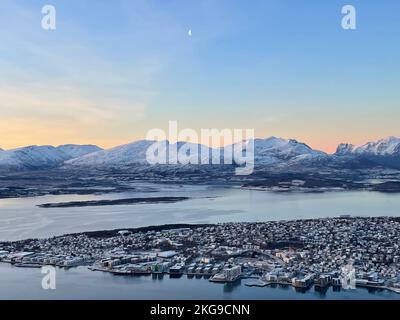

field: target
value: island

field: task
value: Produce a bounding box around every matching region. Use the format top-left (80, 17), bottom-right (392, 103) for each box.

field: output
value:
top-left (37, 196), bottom-right (190, 208)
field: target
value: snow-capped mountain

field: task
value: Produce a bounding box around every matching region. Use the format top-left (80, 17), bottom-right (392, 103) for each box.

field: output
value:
top-left (56, 144), bottom-right (102, 158)
top-left (65, 140), bottom-right (156, 167)
top-left (229, 137), bottom-right (327, 167)
top-left (335, 137), bottom-right (400, 156)
top-left (2, 136), bottom-right (400, 172)
top-left (65, 136), bottom-right (326, 170)
top-left (66, 140), bottom-right (216, 167)
top-left (0, 144), bottom-right (102, 170)
top-left (335, 143), bottom-right (356, 156)
top-left (354, 137), bottom-right (400, 156)
top-left (253, 137), bottom-right (326, 163)
top-left (333, 137), bottom-right (400, 170)
top-left (0, 146), bottom-right (70, 170)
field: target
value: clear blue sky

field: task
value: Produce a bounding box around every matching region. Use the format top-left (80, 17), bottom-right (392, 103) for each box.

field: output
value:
top-left (0, 0), bottom-right (399, 152)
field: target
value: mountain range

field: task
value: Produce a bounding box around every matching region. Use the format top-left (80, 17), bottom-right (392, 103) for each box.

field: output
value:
top-left (0, 144), bottom-right (101, 170)
top-left (1, 137), bottom-right (400, 172)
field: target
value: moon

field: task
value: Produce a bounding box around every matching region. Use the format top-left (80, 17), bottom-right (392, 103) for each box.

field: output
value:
top-left (188, 29), bottom-right (192, 37)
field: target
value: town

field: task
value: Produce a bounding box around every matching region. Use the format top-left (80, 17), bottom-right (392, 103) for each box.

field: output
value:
top-left (1, 216), bottom-right (400, 294)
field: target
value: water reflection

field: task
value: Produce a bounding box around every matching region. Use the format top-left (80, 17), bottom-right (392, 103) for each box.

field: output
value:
top-left (223, 279), bottom-right (242, 293)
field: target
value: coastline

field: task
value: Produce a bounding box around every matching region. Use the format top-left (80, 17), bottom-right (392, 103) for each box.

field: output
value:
top-left (0, 262), bottom-right (398, 300)
top-left (2, 217), bottom-right (400, 298)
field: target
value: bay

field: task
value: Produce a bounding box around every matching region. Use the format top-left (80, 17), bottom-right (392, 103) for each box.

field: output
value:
top-left (1, 184), bottom-right (400, 241)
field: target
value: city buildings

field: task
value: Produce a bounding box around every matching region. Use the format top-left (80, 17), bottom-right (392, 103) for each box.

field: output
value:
top-left (1, 217), bottom-right (400, 293)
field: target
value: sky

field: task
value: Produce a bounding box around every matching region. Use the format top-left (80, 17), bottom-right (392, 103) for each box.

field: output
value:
top-left (0, 0), bottom-right (399, 153)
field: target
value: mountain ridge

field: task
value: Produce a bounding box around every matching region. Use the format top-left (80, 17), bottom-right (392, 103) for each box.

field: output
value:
top-left (1, 136), bottom-right (400, 172)
top-left (0, 144), bottom-right (103, 170)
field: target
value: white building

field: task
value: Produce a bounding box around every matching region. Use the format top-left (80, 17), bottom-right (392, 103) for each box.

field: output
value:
top-left (223, 265), bottom-right (241, 282)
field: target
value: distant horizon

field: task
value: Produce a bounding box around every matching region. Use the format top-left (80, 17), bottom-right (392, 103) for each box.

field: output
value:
top-left (2, 134), bottom-right (400, 155)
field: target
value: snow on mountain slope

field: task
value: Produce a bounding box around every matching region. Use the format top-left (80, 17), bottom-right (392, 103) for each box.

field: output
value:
top-left (354, 137), bottom-right (400, 156)
top-left (0, 145), bottom-right (70, 170)
top-left (66, 136), bottom-right (327, 169)
top-left (334, 137), bottom-right (400, 156)
top-left (0, 144), bottom-right (103, 170)
top-left (335, 143), bottom-right (356, 155)
top-left (66, 140), bottom-right (218, 167)
top-left (231, 137), bottom-right (326, 166)
top-left (56, 144), bottom-right (102, 158)
top-left (65, 140), bottom-right (155, 166)
top-left (256, 137), bottom-right (325, 157)
top-left (3, 136), bottom-right (400, 172)
top-left (332, 137), bottom-right (400, 169)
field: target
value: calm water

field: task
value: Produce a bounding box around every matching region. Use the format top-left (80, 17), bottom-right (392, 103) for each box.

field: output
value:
top-left (1, 184), bottom-right (400, 241)
top-left (0, 263), bottom-right (398, 300)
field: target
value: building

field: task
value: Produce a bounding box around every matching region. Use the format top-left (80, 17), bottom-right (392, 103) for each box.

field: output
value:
top-left (315, 274), bottom-right (332, 287)
top-left (169, 263), bottom-right (185, 275)
top-left (223, 265), bottom-right (242, 282)
top-left (292, 274), bottom-right (314, 288)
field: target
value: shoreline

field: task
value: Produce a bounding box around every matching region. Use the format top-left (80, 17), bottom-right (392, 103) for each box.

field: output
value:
top-left (0, 216), bottom-right (397, 242)
top-left (2, 216), bottom-right (400, 242)
top-left (0, 262), bottom-right (398, 299)
top-left (0, 263), bottom-right (398, 300)
top-left (2, 178), bottom-right (400, 201)
top-left (1, 216), bottom-right (400, 297)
